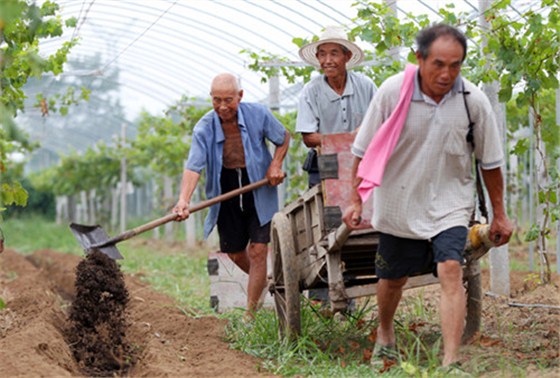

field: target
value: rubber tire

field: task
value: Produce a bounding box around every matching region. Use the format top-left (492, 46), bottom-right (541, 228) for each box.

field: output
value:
top-left (270, 213), bottom-right (301, 338)
top-left (462, 258), bottom-right (482, 343)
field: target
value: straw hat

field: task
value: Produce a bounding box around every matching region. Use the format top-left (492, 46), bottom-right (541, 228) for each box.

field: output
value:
top-left (298, 26), bottom-right (364, 69)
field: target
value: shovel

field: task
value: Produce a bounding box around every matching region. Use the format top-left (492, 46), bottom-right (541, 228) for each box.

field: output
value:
top-left (70, 178), bottom-right (270, 259)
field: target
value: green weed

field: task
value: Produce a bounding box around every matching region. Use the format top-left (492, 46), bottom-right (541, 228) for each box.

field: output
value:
top-left (1, 215), bottom-right (82, 255)
top-left (224, 294), bottom-right (458, 377)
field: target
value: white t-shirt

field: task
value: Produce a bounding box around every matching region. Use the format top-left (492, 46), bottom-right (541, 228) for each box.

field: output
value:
top-left (352, 69), bottom-right (504, 239)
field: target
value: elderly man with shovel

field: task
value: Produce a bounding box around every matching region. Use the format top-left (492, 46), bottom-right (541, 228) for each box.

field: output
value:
top-left (173, 73), bottom-right (290, 318)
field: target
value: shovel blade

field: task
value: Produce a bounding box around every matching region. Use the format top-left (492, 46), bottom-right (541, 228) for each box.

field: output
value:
top-left (69, 223), bottom-right (124, 260)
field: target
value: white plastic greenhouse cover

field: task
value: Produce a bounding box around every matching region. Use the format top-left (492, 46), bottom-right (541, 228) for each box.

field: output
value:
top-left (36, 0), bottom-right (365, 118)
top-left (19, 0), bottom-right (538, 154)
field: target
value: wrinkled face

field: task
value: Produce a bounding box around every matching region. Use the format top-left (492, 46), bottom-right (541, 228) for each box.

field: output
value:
top-left (316, 42), bottom-right (351, 78)
top-left (211, 84), bottom-right (243, 123)
top-left (416, 36), bottom-right (464, 103)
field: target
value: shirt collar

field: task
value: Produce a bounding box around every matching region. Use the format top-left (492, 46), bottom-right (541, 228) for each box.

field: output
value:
top-left (213, 105), bottom-right (246, 143)
top-left (412, 68), bottom-right (463, 102)
top-left (323, 72), bottom-right (354, 102)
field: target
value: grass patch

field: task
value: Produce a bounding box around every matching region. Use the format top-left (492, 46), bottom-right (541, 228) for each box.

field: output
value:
top-left (1, 215), bottom-right (83, 255)
top-left (118, 239), bottom-right (212, 313)
top-left (224, 295), bottom-right (450, 377)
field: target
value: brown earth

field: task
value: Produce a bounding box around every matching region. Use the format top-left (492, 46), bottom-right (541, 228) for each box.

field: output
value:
top-left (0, 245), bottom-right (559, 377)
top-left (0, 248), bottom-right (272, 377)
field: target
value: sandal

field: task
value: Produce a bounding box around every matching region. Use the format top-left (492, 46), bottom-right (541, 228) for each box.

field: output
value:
top-left (370, 344), bottom-right (399, 372)
top-left (436, 362), bottom-right (472, 377)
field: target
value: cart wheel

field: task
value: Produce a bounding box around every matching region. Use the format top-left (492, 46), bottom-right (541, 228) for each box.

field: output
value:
top-left (462, 258), bottom-right (482, 343)
top-left (270, 213), bottom-right (301, 338)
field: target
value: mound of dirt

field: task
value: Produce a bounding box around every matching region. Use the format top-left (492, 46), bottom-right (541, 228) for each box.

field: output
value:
top-left (66, 250), bottom-right (133, 376)
top-left (0, 249), bottom-right (272, 377)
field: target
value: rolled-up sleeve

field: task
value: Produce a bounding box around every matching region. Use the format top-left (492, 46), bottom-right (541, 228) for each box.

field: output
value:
top-left (295, 91), bottom-right (318, 133)
top-left (474, 95), bottom-right (504, 170)
top-left (352, 95), bottom-right (382, 158)
top-left (264, 111), bottom-right (287, 146)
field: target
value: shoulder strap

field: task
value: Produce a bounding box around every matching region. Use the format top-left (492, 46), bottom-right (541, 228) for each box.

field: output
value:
top-left (462, 81), bottom-right (488, 223)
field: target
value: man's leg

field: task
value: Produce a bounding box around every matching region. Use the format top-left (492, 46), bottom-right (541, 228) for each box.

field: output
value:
top-left (227, 244), bottom-right (267, 315)
top-left (228, 251), bottom-right (250, 274)
top-left (376, 277), bottom-right (408, 346)
top-left (246, 242), bottom-right (268, 314)
top-left (437, 259), bottom-right (465, 366)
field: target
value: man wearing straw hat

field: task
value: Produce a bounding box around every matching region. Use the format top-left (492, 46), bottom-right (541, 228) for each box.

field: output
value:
top-left (296, 25), bottom-right (377, 187)
top-left (297, 26), bottom-right (377, 306)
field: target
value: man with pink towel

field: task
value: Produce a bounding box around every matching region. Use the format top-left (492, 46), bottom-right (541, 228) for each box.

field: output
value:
top-left (343, 24), bottom-right (513, 370)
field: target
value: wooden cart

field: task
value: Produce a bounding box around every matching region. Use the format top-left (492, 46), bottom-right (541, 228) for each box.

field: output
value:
top-left (268, 133), bottom-right (483, 341)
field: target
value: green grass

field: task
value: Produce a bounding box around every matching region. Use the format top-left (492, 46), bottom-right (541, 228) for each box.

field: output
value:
top-left (224, 296), bottom-right (450, 377)
top-left (1, 215), bottom-right (84, 255)
top-left (118, 242), bottom-right (212, 313)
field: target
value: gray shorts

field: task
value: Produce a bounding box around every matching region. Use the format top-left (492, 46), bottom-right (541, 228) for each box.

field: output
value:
top-left (375, 226), bottom-right (467, 279)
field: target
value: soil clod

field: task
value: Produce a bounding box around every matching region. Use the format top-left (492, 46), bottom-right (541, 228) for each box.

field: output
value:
top-left (66, 250), bottom-right (136, 377)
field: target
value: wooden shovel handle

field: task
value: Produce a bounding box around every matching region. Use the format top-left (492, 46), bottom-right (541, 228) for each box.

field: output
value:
top-left (188, 177), bottom-right (269, 213)
top-left (98, 178), bottom-right (271, 246)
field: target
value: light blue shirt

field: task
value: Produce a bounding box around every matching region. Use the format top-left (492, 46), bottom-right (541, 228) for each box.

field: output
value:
top-left (296, 71), bottom-right (377, 134)
top-left (186, 102), bottom-right (287, 239)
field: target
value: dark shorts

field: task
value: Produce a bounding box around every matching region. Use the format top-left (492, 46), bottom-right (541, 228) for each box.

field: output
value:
top-left (375, 226), bottom-right (467, 279)
top-left (217, 167), bottom-right (271, 253)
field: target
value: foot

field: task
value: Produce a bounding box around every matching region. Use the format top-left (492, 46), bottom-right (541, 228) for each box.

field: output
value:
top-left (370, 343), bottom-right (399, 372)
top-left (436, 362), bottom-right (471, 377)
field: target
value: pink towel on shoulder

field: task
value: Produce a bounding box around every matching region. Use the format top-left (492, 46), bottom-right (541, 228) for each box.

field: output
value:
top-left (357, 64), bottom-right (417, 202)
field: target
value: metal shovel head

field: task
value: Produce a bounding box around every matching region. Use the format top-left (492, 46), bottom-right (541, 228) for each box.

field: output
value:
top-left (69, 223), bottom-right (124, 260)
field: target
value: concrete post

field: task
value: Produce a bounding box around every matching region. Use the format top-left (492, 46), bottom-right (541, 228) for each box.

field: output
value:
top-left (120, 123), bottom-right (127, 234)
top-left (556, 86), bottom-right (559, 273)
top-left (528, 112), bottom-right (535, 271)
top-left (269, 72), bottom-right (287, 207)
top-left (163, 175), bottom-right (174, 242)
top-left (479, 0), bottom-right (510, 296)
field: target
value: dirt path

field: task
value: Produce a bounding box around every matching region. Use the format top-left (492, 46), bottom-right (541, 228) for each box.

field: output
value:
top-left (0, 249), bottom-right (272, 377)
top-left (1, 247), bottom-right (559, 377)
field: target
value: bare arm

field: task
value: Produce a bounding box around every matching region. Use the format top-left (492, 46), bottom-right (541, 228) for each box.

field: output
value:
top-left (342, 156), bottom-right (364, 229)
top-left (302, 132), bottom-right (321, 148)
top-left (172, 169), bottom-right (201, 220)
top-left (481, 167), bottom-right (513, 246)
top-left (266, 131), bottom-right (290, 186)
